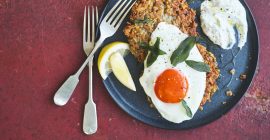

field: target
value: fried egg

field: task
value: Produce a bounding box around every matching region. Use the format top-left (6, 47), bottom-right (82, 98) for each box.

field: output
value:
top-left (139, 22), bottom-right (206, 123)
top-left (200, 0), bottom-right (248, 49)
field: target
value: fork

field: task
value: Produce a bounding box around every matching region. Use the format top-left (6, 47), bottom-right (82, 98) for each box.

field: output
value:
top-left (53, 0), bottom-right (135, 106)
top-left (92, 0), bottom-right (135, 50)
top-left (82, 6), bottom-right (99, 135)
top-left (53, 0), bottom-right (134, 121)
top-left (53, 0), bottom-right (134, 134)
top-left (82, 1), bottom-right (134, 133)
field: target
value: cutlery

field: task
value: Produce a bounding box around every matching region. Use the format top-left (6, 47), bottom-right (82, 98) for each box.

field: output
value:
top-left (53, 0), bottom-right (135, 107)
top-left (82, 0), bottom-right (134, 133)
top-left (82, 6), bottom-right (99, 135)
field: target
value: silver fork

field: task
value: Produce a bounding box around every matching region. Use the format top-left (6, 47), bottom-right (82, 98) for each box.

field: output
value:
top-left (82, 1), bottom-right (134, 133)
top-left (53, 0), bottom-right (134, 125)
top-left (82, 6), bottom-right (99, 135)
top-left (53, 0), bottom-right (135, 106)
top-left (93, 0), bottom-right (135, 49)
top-left (83, 7), bottom-right (98, 56)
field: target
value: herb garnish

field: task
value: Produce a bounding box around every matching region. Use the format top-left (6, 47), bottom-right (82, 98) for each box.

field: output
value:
top-left (185, 60), bottom-right (210, 72)
top-left (140, 37), bottom-right (166, 67)
top-left (182, 100), bottom-right (192, 118)
top-left (170, 37), bottom-right (196, 66)
top-left (170, 36), bottom-right (211, 72)
top-left (134, 17), bottom-right (152, 24)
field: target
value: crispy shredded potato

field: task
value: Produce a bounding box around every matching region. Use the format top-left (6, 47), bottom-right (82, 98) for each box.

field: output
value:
top-left (124, 0), bottom-right (219, 107)
top-left (124, 0), bottom-right (197, 62)
top-left (197, 44), bottom-right (220, 107)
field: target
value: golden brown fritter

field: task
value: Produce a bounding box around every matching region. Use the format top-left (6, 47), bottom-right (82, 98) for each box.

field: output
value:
top-left (197, 44), bottom-right (220, 107)
top-left (124, 0), bottom-right (220, 107)
top-left (124, 0), bottom-right (197, 62)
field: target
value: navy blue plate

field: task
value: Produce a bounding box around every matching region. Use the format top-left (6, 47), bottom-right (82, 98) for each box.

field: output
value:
top-left (97, 0), bottom-right (259, 129)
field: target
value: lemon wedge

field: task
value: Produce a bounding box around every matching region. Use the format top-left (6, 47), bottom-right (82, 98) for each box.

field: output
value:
top-left (110, 52), bottom-right (136, 91)
top-left (98, 42), bottom-right (129, 79)
top-left (98, 42), bottom-right (136, 91)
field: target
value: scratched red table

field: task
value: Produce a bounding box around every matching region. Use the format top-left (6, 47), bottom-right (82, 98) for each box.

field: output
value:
top-left (0, 0), bottom-right (269, 139)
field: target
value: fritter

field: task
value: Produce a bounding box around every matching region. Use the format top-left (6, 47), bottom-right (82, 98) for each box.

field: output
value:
top-left (197, 44), bottom-right (220, 107)
top-left (124, 0), bottom-right (219, 107)
top-left (124, 0), bottom-right (197, 62)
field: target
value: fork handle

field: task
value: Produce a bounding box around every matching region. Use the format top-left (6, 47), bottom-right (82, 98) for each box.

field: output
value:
top-left (53, 75), bottom-right (79, 106)
top-left (82, 37), bottom-right (105, 135)
top-left (83, 57), bottom-right (97, 135)
top-left (88, 57), bottom-right (94, 101)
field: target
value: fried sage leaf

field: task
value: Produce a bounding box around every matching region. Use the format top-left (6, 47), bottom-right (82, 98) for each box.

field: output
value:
top-left (146, 53), bottom-right (158, 68)
top-left (170, 37), bottom-right (196, 66)
top-left (152, 37), bottom-right (166, 55)
top-left (182, 100), bottom-right (192, 118)
top-left (185, 60), bottom-right (211, 72)
top-left (145, 37), bottom-right (166, 67)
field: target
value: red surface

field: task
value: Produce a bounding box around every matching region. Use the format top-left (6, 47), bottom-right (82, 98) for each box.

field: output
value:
top-left (0, 0), bottom-right (269, 139)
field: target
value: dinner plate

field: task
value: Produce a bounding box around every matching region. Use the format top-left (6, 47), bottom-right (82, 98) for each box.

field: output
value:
top-left (97, 0), bottom-right (259, 129)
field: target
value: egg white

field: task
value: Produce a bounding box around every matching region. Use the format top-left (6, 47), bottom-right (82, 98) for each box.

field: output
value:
top-left (139, 22), bottom-right (206, 123)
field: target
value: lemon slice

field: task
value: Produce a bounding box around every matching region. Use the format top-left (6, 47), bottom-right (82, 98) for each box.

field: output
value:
top-left (98, 42), bottom-right (136, 91)
top-left (97, 41), bottom-right (130, 76)
top-left (109, 52), bottom-right (136, 91)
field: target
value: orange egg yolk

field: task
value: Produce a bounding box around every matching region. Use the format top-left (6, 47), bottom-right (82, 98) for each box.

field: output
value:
top-left (154, 69), bottom-right (189, 103)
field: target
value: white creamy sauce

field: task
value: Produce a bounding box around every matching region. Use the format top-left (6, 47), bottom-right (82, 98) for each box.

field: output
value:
top-left (200, 0), bottom-right (248, 49)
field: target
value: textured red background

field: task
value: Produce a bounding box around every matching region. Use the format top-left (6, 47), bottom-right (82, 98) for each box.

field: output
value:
top-left (0, 0), bottom-right (269, 139)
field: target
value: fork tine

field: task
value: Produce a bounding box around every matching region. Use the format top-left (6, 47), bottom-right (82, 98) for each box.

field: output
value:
top-left (103, 0), bottom-right (122, 22)
top-left (108, 0), bottom-right (127, 24)
top-left (91, 6), bottom-right (95, 42)
top-left (83, 6), bottom-right (86, 42)
top-left (115, 1), bottom-right (136, 29)
top-left (95, 7), bottom-right (99, 25)
top-left (88, 6), bottom-right (90, 42)
top-left (112, 0), bottom-right (131, 27)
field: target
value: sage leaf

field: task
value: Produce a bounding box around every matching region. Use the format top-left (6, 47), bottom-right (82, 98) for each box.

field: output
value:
top-left (153, 37), bottom-right (160, 47)
top-left (152, 38), bottom-right (166, 55)
top-left (157, 49), bottom-right (166, 55)
top-left (139, 42), bottom-right (151, 50)
top-left (145, 37), bottom-right (166, 67)
top-left (146, 53), bottom-right (158, 67)
top-left (170, 37), bottom-right (196, 66)
top-left (185, 60), bottom-right (211, 72)
top-left (182, 100), bottom-right (192, 118)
